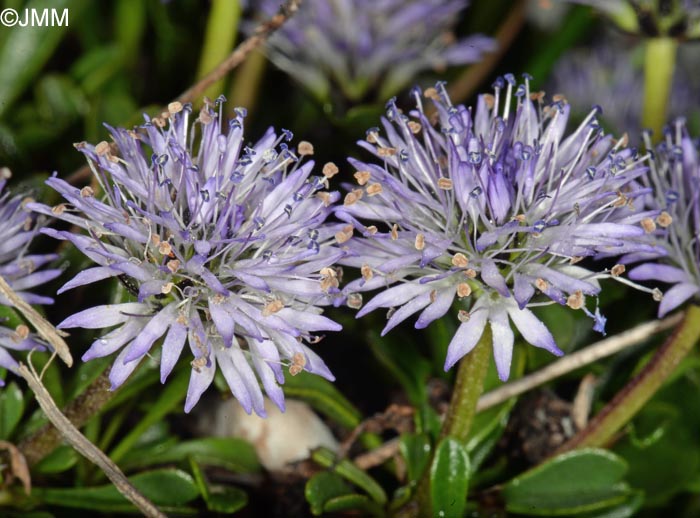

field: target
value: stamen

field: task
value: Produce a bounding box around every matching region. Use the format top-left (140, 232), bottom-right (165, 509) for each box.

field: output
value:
top-left (354, 171), bottom-right (371, 185)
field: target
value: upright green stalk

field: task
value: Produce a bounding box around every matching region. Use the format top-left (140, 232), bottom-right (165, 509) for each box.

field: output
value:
top-left (440, 327), bottom-right (493, 443)
top-left (557, 305), bottom-right (700, 453)
top-left (411, 327), bottom-right (492, 517)
top-left (195, 0), bottom-right (242, 102)
top-left (642, 37), bottom-right (678, 143)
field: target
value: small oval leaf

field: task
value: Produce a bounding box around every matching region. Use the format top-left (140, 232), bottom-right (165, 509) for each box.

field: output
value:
top-left (430, 437), bottom-right (470, 518)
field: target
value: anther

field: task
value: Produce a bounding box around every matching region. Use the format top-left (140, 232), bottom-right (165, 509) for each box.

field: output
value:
top-left (354, 171), bottom-right (371, 185)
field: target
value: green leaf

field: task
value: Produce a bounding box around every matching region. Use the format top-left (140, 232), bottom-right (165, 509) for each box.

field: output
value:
top-left (312, 448), bottom-right (387, 505)
top-left (615, 402), bottom-right (700, 505)
top-left (121, 437), bottom-right (261, 474)
top-left (466, 398), bottom-right (516, 471)
top-left (574, 491), bottom-right (644, 518)
top-left (430, 437), bottom-right (470, 518)
top-left (33, 468), bottom-right (200, 512)
top-left (189, 457), bottom-right (247, 514)
top-left (305, 471), bottom-right (353, 516)
top-left (0, 0), bottom-right (85, 118)
top-left (0, 381), bottom-right (24, 439)
top-left (324, 493), bottom-right (385, 517)
top-left (399, 433), bottom-right (432, 483)
top-left (503, 449), bottom-right (631, 515)
top-left (108, 367), bottom-right (189, 463)
top-left (34, 445), bottom-right (78, 474)
top-left (283, 370), bottom-right (362, 429)
top-left (366, 329), bottom-right (431, 405)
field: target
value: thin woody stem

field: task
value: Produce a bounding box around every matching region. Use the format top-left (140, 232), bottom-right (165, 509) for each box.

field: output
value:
top-left (19, 371), bottom-right (113, 466)
top-left (556, 305), bottom-right (700, 453)
top-left (176, 0), bottom-right (301, 105)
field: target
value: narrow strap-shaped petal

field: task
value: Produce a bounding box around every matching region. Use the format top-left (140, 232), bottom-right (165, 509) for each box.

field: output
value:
top-left (444, 299), bottom-right (489, 370)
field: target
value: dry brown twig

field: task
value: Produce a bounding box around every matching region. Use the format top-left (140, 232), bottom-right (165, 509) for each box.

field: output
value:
top-left (352, 313), bottom-right (683, 470)
top-left (19, 362), bottom-right (166, 518)
top-left (0, 276), bottom-right (72, 367)
top-left (176, 0), bottom-right (302, 105)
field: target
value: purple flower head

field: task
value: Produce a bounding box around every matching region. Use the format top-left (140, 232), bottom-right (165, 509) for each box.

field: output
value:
top-left (627, 120), bottom-right (700, 316)
top-left (338, 77), bottom-right (657, 381)
top-left (548, 35), bottom-right (698, 139)
top-left (29, 99), bottom-right (345, 415)
top-left (254, 0), bottom-right (495, 102)
top-left (0, 173), bottom-right (62, 385)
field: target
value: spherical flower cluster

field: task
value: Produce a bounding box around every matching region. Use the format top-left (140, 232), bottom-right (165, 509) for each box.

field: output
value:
top-left (255, 0), bottom-right (495, 102)
top-left (29, 99), bottom-right (345, 415)
top-left (627, 120), bottom-right (700, 316)
top-left (338, 76), bottom-right (657, 380)
top-left (548, 36), bottom-right (697, 138)
top-left (0, 174), bottom-right (62, 385)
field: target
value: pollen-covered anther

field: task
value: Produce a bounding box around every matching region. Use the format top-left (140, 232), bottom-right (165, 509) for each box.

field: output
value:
top-left (423, 87), bottom-right (440, 100)
top-left (451, 253), bottom-right (468, 268)
top-left (80, 186), bottom-right (95, 198)
top-left (361, 264), bottom-right (373, 281)
top-left (429, 290), bottom-right (437, 303)
top-left (390, 224), bottom-right (398, 240)
top-left (652, 288), bottom-right (663, 302)
top-left (335, 225), bottom-right (354, 244)
top-left (570, 256), bottom-right (583, 265)
top-left (566, 290), bottom-right (585, 310)
top-left (354, 170), bottom-right (371, 185)
top-left (366, 183), bottom-right (383, 196)
top-left (377, 147), bottom-right (397, 157)
top-left (513, 214), bottom-right (526, 223)
top-left (611, 264), bottom-right (626, 277)
top-left (344, 189), bottom-right (363, 206)
top-left (437, 178), bottom-right (453, 190)
top-left (167, 102), bottom-right (183, 115)
top-left (297, 141), bottom-right (314, 156)
top-left (656, 211), bottom-right (673, 228)
top-left (316, 191), bottom-right (331, 207)
top-left (191, 356), bottom-right (207, 373)
top-left (464, 269), bottom-right (477, 279)
top-left (12, 324), bottom-right (29, 343)
top-left (613, 191), bottom-right (628, 208)
top-left (0, 167), bottom-right (11, 179)
top-left (552, 93), bottom-right (568, 103)
top-left (322, 162), bottom-right (339, 178)
top-left (166, 259), bottom-right (181, 273)
top-left (158, 241), bottom-right (173, 256)
top-left (319, 266), bottom-right (339, 291)
top-left (289, 352), bottom-right (306, 376)
top-left (51, 204), bottom-right (67, 216)
top-left (483, 93), bottom-right (495, 109)
top-left (458, 310), bottom-right (470, 323)
top-left (347, 292), bottom-right (363, 309)
top-left (366, 225), bottom-right (378, 235)
top-left (366, 131), bottom-right (379, 144)
top-left (95, 141), bottom-right (111, 156)
top-left (414, 233), bottom-right (425, 251)
top-left (535, 278), bottom-right (549, 292)
top-left (407, 121), bottom-right (422, 134)
top-left (530, 91), bottom-right (545, 102)
top-left (457, 283), bottom-right (472, 298)
top-left (641, 217), bottom-right (656, 233)
top-left (198, 107), bottom-right (213, 124)
top-left (262, 299), bottom-right (284, 317)
top-left (161, 282), bottom-right (174, 294)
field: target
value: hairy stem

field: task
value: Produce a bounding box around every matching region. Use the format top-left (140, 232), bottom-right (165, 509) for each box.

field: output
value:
top-left (556, 304), bottom-right (700, 453)
top-left (412, 327), bottom-right (492, 517)
top-left (642, 37), bottom-right (677, 142)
